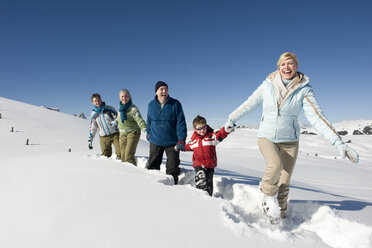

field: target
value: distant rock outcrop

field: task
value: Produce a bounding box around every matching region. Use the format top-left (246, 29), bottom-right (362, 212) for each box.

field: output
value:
top-left (74, 113), bottom-right (87, 119)
top-left (78, 113), bottom-right (87, 119)
top-left (363, 125), bottom-right (372, 135)
top-left (301, 131), bottom-right (317, 135)
top-left (337, 131), bottom-right (348, 136)
top-left (353, 130), bottom-right (364, 135)
top-left (40, 106), bottom-right (59, 112)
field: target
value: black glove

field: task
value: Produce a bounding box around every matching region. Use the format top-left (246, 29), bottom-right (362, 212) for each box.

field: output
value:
top-left (88, 138), bottom-right (93, 149)
top-left (174, 140), bottom-right (185, 152)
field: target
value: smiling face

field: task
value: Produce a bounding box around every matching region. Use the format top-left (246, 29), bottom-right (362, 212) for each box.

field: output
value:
top-left (119, 91), bottom-right (131, 104)
top-left (279, 58), bottom-right (298, 80)
top-left (92, 97), bottom-right (102, 108)
top-left (156, 86), bottom-right (168, 103)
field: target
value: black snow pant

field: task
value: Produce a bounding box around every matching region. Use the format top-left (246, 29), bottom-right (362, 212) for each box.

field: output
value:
top-left (147, 143), bottom-right (181, 177)
top-left (194, 167), bottom-right (214, 196)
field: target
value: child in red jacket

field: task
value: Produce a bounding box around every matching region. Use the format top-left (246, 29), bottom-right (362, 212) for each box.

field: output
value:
top-left (175, 115), bottom-right (234, 196)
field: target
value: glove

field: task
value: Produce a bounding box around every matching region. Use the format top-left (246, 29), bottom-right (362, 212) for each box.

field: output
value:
top-left (225, 123), bottom-right (236, 133)
top-left (111, 120), bottom-right (118, 127)
top-left (174, 140), bottom-right (185, 152)
top-left (88, 138), bottom-right (93, 149)
top-left (334, 140), bottom-right (359, 163)
top-left (174, 144), bottom-right (186, 152)
top-left (224, 119), bottom-right (236, 133)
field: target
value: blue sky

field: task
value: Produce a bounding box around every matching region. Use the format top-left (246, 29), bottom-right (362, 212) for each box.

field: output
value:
top-left (1, 0), bottom-right (371, 127)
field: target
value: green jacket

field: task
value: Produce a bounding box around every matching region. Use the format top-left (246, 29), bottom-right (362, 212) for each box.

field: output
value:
top-left (115, 104), bottom-right (146, 134)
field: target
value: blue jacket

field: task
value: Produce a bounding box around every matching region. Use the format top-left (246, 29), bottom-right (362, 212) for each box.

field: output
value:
top-left (228, 71), bottom-right (341, 144)
top-left (147, 96), bottom-right (187, 146)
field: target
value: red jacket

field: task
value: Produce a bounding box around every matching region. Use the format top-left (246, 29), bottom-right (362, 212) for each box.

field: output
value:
top-left (185, 125), bottom-right (229, 168)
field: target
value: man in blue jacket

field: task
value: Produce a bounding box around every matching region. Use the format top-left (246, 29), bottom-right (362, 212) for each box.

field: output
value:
top-left (146, 81), bottom-right (187, 184)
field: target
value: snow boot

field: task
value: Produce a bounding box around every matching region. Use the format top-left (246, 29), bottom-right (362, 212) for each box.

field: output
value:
top-left (280, 210), bottom-right (286, 219)
top-left (259, 190), bottom-right (280, 224)
top-left (277, 184), bottom-right (289, 219)
top-left (195, 169), bottom-right (207, 188)
top-left (172, 173), bottom-right (179, 185)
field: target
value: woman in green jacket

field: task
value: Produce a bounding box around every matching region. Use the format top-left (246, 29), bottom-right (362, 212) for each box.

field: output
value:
top-left (114, 89), bottom-right (146, 165)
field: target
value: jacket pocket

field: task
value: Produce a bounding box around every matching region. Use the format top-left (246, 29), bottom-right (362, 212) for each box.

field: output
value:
top-left (258, 115), bottom-right (276, 139)
top-left (277, 116), bottom-right (298, 141)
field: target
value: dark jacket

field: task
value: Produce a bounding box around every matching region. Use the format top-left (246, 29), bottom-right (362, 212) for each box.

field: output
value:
top-left (146, 96), bottom-right (187, 146)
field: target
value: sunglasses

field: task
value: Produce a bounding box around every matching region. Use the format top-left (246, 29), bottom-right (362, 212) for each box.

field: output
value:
top-left (195, 125), bottom-right (207, 131)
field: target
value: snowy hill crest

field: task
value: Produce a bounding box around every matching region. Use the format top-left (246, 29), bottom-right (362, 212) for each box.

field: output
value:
top-left (1, 96), bottom-right (372, 248)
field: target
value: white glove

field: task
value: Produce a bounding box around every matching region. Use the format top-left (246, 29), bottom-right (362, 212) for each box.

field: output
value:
top-left (111, 120), bottom-right (118, 127)
top-left (224, 119), bottom-right (235, 133)
top-left (334, 140), bottom-right (359, 163)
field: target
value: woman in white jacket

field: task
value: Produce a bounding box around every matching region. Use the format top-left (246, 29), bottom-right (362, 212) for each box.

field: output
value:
top-left (225, 52), bottom-right (359, 220)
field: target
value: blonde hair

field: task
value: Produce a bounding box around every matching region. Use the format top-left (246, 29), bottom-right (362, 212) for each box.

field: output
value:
top-left (277, 52), bottom-right (299, 69)
top-left (119, 89), bottom-right (131, 98)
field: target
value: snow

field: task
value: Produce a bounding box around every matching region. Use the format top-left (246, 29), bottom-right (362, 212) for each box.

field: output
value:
top-left (0, 96), bottom-right (371, 248)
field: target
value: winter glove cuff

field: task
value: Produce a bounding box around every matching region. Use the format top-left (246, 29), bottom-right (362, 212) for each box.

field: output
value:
top-left (334, 140), bottom-right (346, 158)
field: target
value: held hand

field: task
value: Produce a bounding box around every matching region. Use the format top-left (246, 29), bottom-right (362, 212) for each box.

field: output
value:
top-left (225, 123), bottom-right (236, 133)
top-left (335, 140), bottom-right (359, 163)
top-left (224, 120), bottom-right (236, 133)
top-left (175, 140), bottom-right (185, 152)
top-left (174, 143), bottom-right (186, 152)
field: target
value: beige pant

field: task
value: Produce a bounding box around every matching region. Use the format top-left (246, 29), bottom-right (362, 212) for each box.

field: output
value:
top-left (100, 133), bottom-right (121, 159)
top-left (258, 138), bottom-right (299, 211)
top-left (119, 130), bottom-right (141, 165)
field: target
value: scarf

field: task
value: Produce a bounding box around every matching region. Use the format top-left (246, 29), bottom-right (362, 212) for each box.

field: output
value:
top-left (93, 102), bottom-right (106, 113)
top-left (272, 71), bottom-right (301, 106)
top-left (119, 99), bottom-right (132, 122)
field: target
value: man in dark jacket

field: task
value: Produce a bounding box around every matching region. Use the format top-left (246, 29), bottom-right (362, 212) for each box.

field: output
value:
top-left (146, 81), bottom-right (187, 184)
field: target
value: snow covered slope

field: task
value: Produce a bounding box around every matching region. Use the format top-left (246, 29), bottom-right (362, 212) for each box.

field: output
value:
top-left (0, 96), bottom-right (371, 248)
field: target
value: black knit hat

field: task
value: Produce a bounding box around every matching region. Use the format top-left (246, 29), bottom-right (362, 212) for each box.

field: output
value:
top-left (155, 81), bottom-right (168, 93)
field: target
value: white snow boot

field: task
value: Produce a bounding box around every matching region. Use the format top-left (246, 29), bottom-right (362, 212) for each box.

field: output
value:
top-left (259, 190), bottom-right (280, 224)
